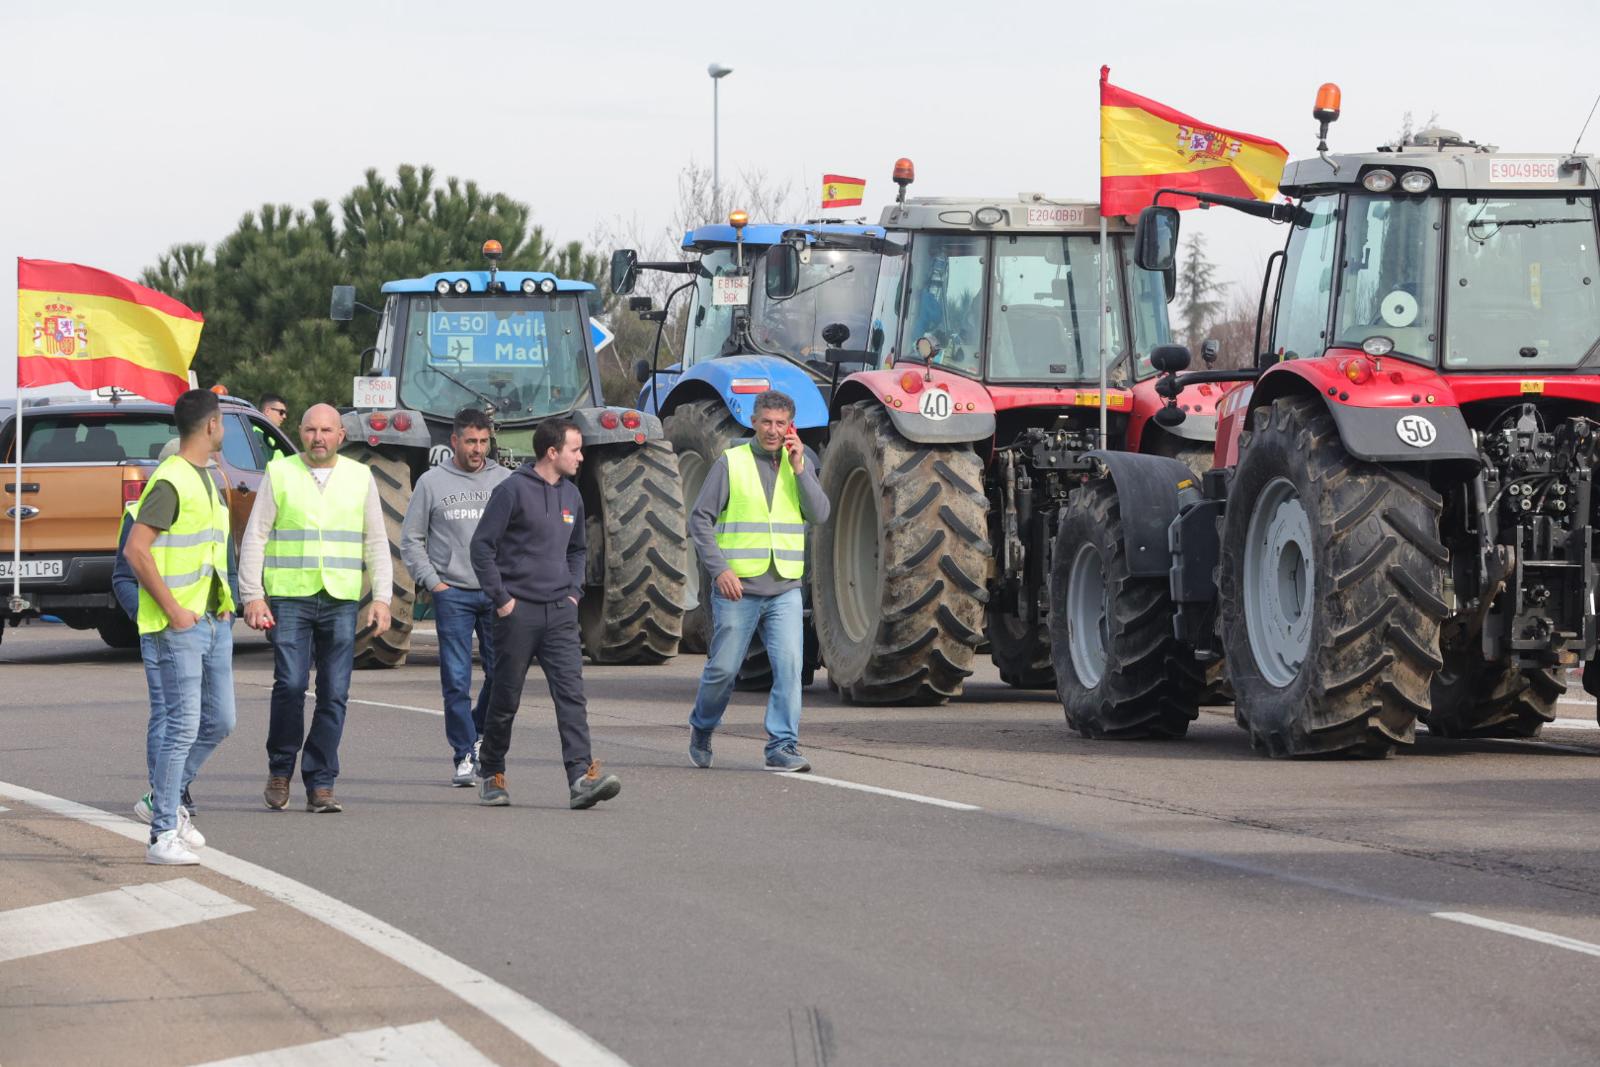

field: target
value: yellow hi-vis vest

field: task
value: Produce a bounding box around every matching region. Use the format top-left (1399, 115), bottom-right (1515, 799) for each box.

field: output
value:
top-left (135, 456), bottom-right (234, 635)
top-left (716, 444), bottom-right (806, 580)
top-left (262, 455), bottom-right (372, 601)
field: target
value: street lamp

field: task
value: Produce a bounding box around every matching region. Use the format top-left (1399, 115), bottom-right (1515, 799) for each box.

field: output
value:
top-left (708, 62), bottom-right (733, 219)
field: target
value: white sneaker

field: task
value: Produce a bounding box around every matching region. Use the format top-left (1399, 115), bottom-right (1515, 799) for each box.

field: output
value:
top-left (133, 793), bottom-right (154, 824)
top-left (473, 739), bottom-right (482, 775)
top-left (146, 830), bottom-right (199, 866)
top-left (452, 755), bottom-right (477, 787)
top-left (176, 808), bottom-right (206, 850)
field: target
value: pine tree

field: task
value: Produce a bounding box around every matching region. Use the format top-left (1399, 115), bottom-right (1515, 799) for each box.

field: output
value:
top-left (1177, 233), bottom-right (1224, 350)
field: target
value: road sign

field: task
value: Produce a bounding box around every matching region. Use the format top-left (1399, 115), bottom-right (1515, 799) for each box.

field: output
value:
top-left (590, 317), bottom-right (614, 351)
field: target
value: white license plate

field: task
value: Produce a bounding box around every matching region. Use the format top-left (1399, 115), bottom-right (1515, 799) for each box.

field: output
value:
top-left (712, 275), bottom-right (751, 306)
top-left (0, 559), bottom-right (64, 579)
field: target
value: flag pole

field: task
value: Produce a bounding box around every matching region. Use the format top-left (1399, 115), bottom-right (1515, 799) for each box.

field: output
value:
top-left (9, 382), bottom-right (23, 614)
top-left (1097, 211), bottom-right (1109, 448)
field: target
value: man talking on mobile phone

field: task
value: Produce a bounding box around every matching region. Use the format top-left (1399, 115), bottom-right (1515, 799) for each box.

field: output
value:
top-left (686, 390), bottom-right (829, 772)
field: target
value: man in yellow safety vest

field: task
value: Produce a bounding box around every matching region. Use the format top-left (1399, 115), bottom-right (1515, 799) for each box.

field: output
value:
top-left (122, 389), bottom-right (237, 865)
top-left (238, 403), bottom-right (391, 814)
top-left (686, 390), bottom-right (830, 772)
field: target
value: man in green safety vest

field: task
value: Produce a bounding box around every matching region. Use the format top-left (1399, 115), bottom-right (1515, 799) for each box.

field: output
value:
top-left (122, 389), bottom-right (237, 865)
top-left (238, 403), bottom-right (392, 814)
top-left (686, 390), bottom-right (830, 772)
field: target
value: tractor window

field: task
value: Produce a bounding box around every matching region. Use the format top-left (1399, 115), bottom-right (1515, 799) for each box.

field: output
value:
top-left (1444, 196), bottom-right (1600, 369)
top-left (1271, 195), bottom-right (1339, 360)
top-left (1123, 238), bottom-right (1175, 379)
top-left (987, 234), bottom-right (1125, 382)
top-left (866, 233), bottom-right (909, 365)
top-left (1332, 195), bottom-right (1440, 363)
top-left (900, 233), bottom-right (987, 377)
top-left (396, 294), bottom-right (592, 422)
top-left (752, 247), bottom-right (882, 362)
top-left (685, 249), bottom-right (740, 367)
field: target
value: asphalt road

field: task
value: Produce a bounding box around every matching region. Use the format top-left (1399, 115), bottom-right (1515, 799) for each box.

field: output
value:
top-left (3, 621), bottom-right (1600, 1066)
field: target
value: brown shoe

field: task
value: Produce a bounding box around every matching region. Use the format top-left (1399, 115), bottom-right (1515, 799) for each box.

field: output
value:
top-left (305, 788), bottom-right (343, 814)
top-left (263, 776), bottom-right (290, 810)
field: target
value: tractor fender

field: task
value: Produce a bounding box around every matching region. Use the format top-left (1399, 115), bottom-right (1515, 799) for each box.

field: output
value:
top-left (831, 368), bottom-right (996, 445)
top-left (1071, 451), bottom-right (1202, 578)
top-left (1249, 358), bottom-right (1478, 464)
top-left (656, 356), bottom-right (829, 430)
top-left (1125, 377), bottom-right (1223, 450)
top-left (341, 409), bottom-right (432, 450)
top-left (569, 406), bottom-right (666, 448)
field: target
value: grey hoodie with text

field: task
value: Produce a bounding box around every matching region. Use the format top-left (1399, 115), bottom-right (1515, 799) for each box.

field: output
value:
top-left (400, 458), bottom-right (512, 591)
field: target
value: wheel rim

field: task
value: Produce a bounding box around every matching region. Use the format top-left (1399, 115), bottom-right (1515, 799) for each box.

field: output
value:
top-left (678, 449), bottom-right (711, 612)
top-left (1066, 542), bottom-right (1109, 688)
top-left (1242, 476), bottom-right (1314, 688)
top-left (832, 467), bottom-right (880, 644)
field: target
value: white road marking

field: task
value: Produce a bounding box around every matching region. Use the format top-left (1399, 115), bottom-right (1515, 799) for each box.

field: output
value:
top-left (349, 698), bottom-right (443, 717)
top-left (786, 774), bottom-right (980, 811)
top-left (1432, 911), bottom-right (1600, 960)
top-left (1547, 716), bottom-right (1598, 731)
top-left (0, 781), bottom-right (629, 1067)
top-left (0, 878), bottom-right (251, 964)
top-left (191, 1019), bottom-right (496, 1067)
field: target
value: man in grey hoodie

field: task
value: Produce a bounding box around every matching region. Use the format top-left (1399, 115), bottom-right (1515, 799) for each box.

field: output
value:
top-left (401, 407), bottom-right (510, 786)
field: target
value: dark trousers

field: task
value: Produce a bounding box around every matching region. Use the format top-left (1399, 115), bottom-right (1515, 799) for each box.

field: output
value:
top-left (479, 598), bottom-right (591, 785)
top-left (266, 593), bottom-right (358, 789)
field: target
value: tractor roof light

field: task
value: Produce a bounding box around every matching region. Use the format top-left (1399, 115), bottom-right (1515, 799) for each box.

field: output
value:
top-left (974, 206), bottom-right (1004, 226)
top-left (1312, 83), bottom-right (1342, 124)
top-left (1361, 169), bottom-right (1396, 193)
top-left (899, 371), bottom-right (926, 394)
top-left (893, 157), bottom-right (915, 186)
top-left (1362, 335), bottom-right (1396, 356)
top-left (538, 278), bottom-right (557, 294)
top-left (452, 278), bottom-right (471, 294)
top-left (435, 279), bottom-right (452, 295)
top-left (728, 210), bottom-right (749, 230)
top-left (1400, 170), bottom-right (1434, 194)
top-left (482, 239), bottom-right (503, 261)
top-left (521, 278), bottom-right (538, 294)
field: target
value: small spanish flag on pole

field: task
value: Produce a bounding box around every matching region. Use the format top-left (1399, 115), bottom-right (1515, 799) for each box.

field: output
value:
top-left (16, 258), bottom-right (204, 404)
top-left (1099, 66), bottom-right (1288, 217)
top-left (821, 174), bottom-right (866, 210)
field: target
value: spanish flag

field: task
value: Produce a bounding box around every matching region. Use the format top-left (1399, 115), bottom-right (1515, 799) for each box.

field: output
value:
top-left (1099, 67), bottom-right (1288, 217)
top-left (821, 174), bottom-right (865, 210)
top-left (16, 259), bottom-right (203, 404)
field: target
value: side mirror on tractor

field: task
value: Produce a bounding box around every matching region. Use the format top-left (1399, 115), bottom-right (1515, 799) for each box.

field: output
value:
top-left (610, 250), bottom-right (639, 296)
top-left (330, 285), bottom-right (356, 322)
top-left (1134, 206), bottom-right (1181, 273)
top-left (1150, 344), bottom-right (1192, 428)
top-left (1201, 339), bottom-right (1220, 365)
top-left (633, 358), bottom-right (653, 385)
top-left (766, 243), bottom-right (800, 300)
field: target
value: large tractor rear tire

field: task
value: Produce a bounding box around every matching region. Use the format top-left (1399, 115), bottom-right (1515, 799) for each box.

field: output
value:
top-left (665, 399), bottom-right (749, 654)
top-left (579, 441), bottom-right (689, 664)
top-left (350, 446), bottom-right (415, 670)
top-left (1425, 655), bottom-right (1564, 739)
top-left (96, 611), bottom-right (141, 650)
top-left (813, 401), bottom-right (988, 704)
top-left (1050, 480), bottom-right (1201, 737)
top-left (1219, 397), bottom-right (1448, 758)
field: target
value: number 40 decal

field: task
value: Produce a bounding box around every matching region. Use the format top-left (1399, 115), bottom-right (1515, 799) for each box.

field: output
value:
top-left (918, 388), bottom-right (952, 421)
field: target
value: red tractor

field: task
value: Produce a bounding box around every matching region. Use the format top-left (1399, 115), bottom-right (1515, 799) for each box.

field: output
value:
top-left (811, 161), bottom-right (1228, 704)
top-left (1052, 85), bottom-right (1600, 754)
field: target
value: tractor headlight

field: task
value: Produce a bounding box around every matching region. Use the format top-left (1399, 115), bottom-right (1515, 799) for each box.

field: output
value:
top-left (1362, 335), bottom-right (1396, 356)
top-left (452, 278), bottom-right (471, 295)
top-left (539, 278), bottom-right (557, 294)
top-left (434, 280), bottom-right (451, 295)
top-left (521, 278), bottom-right (538, 294)
top-left (1399, 170), bottom-right (1434, 194)
top-left (974, 206), bottom-right (1004, 226)
top-left (1361, 169), bottom-right (1396, 193)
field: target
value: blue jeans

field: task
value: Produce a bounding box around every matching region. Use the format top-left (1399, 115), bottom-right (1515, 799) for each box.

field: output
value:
top-left (690, 588), bottom-right (803, 756)
top-left (149, 616), bottom-right (236, 836)
top-left (267, 593), bottom-right (357, 790)
top-left (433, 586), bottom-right (497, 762)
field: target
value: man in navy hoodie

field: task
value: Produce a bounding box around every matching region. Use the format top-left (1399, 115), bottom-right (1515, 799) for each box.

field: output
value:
top-left (469, 418), bottom-right (621, 809)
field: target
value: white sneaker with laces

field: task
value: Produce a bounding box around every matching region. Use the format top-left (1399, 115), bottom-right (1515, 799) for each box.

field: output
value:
top-left (146, 830), bottom-right (199, 866)
top-left (133, 793), bottom-right (154, 824)
top-left (452, 755), bottom-right (477, 787)
top-left (176, 808), bottom-right (206, 849)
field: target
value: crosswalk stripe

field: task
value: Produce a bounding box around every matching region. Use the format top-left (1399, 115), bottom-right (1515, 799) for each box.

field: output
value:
top-left (0, 877), bottom-right (251, 964)
top-left (191, 1020), bottom-right (497, 1067)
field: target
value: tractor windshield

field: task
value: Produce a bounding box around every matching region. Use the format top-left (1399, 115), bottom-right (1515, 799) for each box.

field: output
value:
top-left (1443, 196), bottom-right (1600, 369)
top-left (752, 247), bottom-right (881, 360)
top-left (395, 294), bottom-right (593, 421)
top-left (1332, 195), bottom-right (1441, 363)
top-left (987, 234), bottom-right (1128, 382)
top-left (685, 249), bottom-right (740, 366)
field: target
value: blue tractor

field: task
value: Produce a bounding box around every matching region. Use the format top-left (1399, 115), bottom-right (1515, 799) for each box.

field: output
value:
top-left (610, 215), bottom-right (885, 658)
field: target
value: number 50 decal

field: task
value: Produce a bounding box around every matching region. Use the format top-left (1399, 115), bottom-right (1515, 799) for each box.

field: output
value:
top-left (918, 388), bottom-right (952, 420)
top-left (1395, 414), bottom-right (1437, 448)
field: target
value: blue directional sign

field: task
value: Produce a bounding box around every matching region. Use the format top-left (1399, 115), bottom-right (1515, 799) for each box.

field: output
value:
top-left (590, 317), bottom-right (614, 352)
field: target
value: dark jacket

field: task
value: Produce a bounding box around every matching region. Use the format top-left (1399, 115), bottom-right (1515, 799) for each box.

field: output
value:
top-left (470, 463), bottom-right (587, 609)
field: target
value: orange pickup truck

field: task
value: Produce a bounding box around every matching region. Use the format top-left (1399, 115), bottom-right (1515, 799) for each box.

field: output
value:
top-left (1, 396), bottom-right (296, 648)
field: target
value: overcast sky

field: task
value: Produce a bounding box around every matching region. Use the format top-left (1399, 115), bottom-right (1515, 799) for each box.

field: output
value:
top-left (5, 0), bottom-right (1599, 391)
